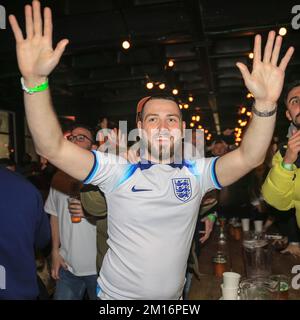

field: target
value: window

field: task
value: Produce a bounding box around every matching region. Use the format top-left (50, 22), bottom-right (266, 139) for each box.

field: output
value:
top-left (0, 111), bottom-right (15, 160)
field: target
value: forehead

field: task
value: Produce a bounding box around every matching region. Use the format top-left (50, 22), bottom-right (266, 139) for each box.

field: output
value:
top-left (72, 127), bottom-right (92, 137)
top-left (143, 99), bottom-right (181, 116)
top-left (287, 86), bottom-right (300, 102)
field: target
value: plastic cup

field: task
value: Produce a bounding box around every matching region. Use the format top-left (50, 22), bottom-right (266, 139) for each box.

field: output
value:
top-left (254, 220), bottom-right (263, 233)
top-left (221, 284), bottom-right (239, 300)
top-left (223, 272), bottom-right (241, 288)
top-left (241, 218), bottom-right (250, 232)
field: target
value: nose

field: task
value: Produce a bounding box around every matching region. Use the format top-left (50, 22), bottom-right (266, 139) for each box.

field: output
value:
top-left (158, 119), bottom-right (168, 130)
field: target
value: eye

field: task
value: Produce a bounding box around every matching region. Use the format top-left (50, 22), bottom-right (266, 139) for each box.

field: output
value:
top-left (148, 117), bottom-right (157, 122)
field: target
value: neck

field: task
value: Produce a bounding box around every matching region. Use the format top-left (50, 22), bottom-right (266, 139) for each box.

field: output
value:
top-left (141, 148), bottom-right (174, 164)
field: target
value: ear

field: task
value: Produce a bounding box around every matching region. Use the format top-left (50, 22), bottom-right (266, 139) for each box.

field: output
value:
top-left (91, 144), bottom-right (98, 150)
top-left (181, 121), bottom-right (186, 138)
top-left (286, 110), bottom-right (292, 122)
top-left (137, 121), bottom-right (142, 129)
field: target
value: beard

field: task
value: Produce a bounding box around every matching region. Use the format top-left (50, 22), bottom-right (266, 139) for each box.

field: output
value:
top-left (141, 132), bottom-right (183, 163)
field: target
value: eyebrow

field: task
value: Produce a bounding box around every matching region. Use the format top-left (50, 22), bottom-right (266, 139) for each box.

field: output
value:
top-left (288, 96), bottom-right (300, 103)
top-left (144, 113), bottom-right (181, 119)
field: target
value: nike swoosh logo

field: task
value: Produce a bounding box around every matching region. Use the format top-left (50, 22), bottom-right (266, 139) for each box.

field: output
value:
top-left (131, 186), bottom-right (153, 192)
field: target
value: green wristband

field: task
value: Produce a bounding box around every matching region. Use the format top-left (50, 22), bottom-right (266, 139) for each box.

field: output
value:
top-left (21, 77), bottom-right (49, 94)
top-left (281, 161), bottom-right (294, 171)
top-left (207, 213), bottom-right (217, 223)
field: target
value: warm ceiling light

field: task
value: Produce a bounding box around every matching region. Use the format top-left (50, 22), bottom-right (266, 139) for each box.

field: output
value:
top-left (190, 122), bottom-right (195, 128)
top-left (206, 136), bottom-right (211, 141)
top-left (249, 52), bottom-right (254, 59)
top-left (179, 104), bottom-right (183, 110)
top-left (198, 125), bottom-right (202, 129)
top-left (188, 96), bottom-right (194, 102)
top-left (246, 112), bottom-right (252, 117)
top-left (192, 116), bottom-right (196, 121)
top-left (159, 83), bottom-right (166, 90)
top-left (235, 127), bottom-right (239, 131)
top-left (241, 107), bottom-right (247, 114)
top-left (247, 92), bottom-right (254, 99)
top-left (279, 27), bottom-right (287, 36)
top-left (172, 89), bottom-right (179, 95)
top-left (183, 104), bottom-right (189, 109)
top-left (196, 116), bottom-right (200, 122)
top-left (241, 121), bottom-right (247, 127)
top-left (122, 40), bottom-right (131, 50)
top-left (238, 119), bottom-right (242, 124)
top-left (146, 82), bottom-right (154, 89)
top-left (168, 60), bottom-right (175, 67)
top-left (205, 130), bottom-right (208, 134)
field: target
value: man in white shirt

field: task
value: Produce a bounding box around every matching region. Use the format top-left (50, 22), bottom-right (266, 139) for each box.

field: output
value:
top-left (44, 124), bottom-right (98, 299)
top-left (9, 1), bottom-right (294, 299)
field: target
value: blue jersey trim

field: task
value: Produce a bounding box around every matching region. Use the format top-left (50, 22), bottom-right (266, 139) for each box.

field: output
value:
top-left (116, 163), bottom-right (139, 188)
top-left (211, 157), bottom-right (222, 189)
top-left (183, 160), bottom-right (200, 177)
top-left (83, 150), bottom-right (99, 184)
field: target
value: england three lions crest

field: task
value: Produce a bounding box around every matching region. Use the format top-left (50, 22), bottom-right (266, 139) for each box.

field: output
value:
top-left (172, 178), bottom-right (192, 202)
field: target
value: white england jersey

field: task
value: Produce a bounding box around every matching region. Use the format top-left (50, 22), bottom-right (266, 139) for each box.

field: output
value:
top-left (84, 150), bottom-right (221, 300)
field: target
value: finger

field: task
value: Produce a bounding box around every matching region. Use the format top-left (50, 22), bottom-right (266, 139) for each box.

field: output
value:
top-left (279, 47), bottom-right (295, 71)
top-left (8, 15), bottom-right (24, 43)
top-left (236, 62), bottom-right (251, 82)
top-left (32, 0), bottom-right (43, 36)
top-left (253, 34), bottom-right (261, 68)
top-left (53, 39), bottom-right (69, 62)
top-left (25, 5), bottom-right (34, 39)
top-left (263, 30), bottom-right (276, 63)
top-left (44, 7), bottom-right (53, 43)
top-left (271, 35), bottom-right (282, 66)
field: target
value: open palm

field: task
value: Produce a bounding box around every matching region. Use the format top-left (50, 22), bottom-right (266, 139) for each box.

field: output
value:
top-left (9, 1), bottom-right (68, 82)
top-left (237, 31), bottom-right (294, 105)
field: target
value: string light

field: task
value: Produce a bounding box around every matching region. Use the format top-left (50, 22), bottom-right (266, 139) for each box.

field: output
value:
top-left (249, 52), bottom-right (254, 59)
top-left (172, 89), bottom-right (179, 95)
top-left (188, 96), bottom-right (194, 102)
top-left (159, 83), bottom-right (166, 90)
top-left (146, 82), bottom-right (154, 89)
top-left (122, 40), bottom-right (131, 50)
top-left (190, 123), bottom-right (195, 128)
top-left (168, 60), bottom-right (175, 67)
top-left (279, 27), bottom-right (287, 36)
top-left (183, 104), bottom-right (189, 109)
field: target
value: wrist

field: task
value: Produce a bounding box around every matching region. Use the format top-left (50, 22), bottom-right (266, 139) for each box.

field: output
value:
top-left (254, 100), bottom-right (277, 109)
top-left (281, 161), bottom-right (294, 171)
top-left (23, 76), bottom-right (48, 88)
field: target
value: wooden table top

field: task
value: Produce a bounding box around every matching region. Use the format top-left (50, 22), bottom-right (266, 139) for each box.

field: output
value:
top-left (189, 225), bottom-right (300, 300)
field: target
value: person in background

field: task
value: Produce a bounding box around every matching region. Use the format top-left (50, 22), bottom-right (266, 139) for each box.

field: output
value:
top-left (44, 124), bottom-right (98, 300)
top-left (0, 167), bottom-right (50, 299)
top-left (262, 80), bottom-right (300, 257)
top-left (9, 1), bottom-right (294, 299)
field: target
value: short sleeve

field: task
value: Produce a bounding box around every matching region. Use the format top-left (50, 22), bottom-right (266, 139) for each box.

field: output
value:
top-left (82, 150), bottom-right (127, 194)
top-left (44, 187), bottom-right (58, 216)
top-left (195, 157), bottom-right (222, 194)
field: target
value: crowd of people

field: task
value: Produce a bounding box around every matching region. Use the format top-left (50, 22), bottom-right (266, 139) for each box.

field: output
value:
top-left (1, 0), bottom-right (300, 300)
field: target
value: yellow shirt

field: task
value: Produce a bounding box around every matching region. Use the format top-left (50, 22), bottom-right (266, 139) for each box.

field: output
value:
top-left (262, 149), bottom-right (300, 226)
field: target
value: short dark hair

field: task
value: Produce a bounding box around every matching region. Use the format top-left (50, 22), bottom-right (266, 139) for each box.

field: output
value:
top-left (0, 158), bottom-right (16, 169)
top-left (138, 95), bottom-right (182, 122)
top-left (70, 123), bottom-right (95, 143)
top-left (283, 80), bottom-right (300, 105)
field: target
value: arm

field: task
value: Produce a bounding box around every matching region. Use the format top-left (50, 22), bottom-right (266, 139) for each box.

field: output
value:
top-left (34, 191), bottom-right (50, 249)
top-left (9, 1), bottom-right (94, 181)
top-left (262, 151), bottom-right (295, 210)
top-left (50, 215), bottom-right (68, 280)
top-left (216, 31), bottom-right (294, 187)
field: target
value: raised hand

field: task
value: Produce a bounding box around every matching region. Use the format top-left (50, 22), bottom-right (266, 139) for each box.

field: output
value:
top-left (237, 31), bottom-right (294, 107)
top-left (284, 129), bottom-right (300, 164)
top-left (9, 0), bottom-right (69, 86)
